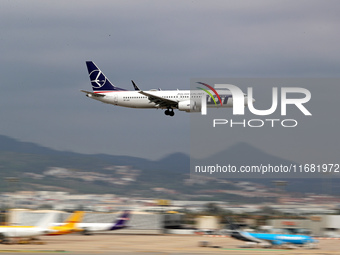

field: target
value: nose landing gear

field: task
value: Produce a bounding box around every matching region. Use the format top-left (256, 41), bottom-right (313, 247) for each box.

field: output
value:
top-left (165, 108), bottom-right (175, 116)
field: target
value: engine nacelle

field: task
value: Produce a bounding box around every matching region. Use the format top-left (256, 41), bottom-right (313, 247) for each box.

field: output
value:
top-left (178, 100), bottom-right (201, 112)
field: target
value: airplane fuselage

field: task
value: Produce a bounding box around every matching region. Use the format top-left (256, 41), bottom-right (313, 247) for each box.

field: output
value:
top-left (86, 90), bottom-right (238, 110)
top-left (0, 227), bottom-right (51, 238)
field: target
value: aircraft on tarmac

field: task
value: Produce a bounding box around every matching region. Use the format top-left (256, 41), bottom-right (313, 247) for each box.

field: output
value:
top-left (0, 212), bottom-right (56, 243)
top-left (78, 210), bottom-right (131, 235)
top-left (81, 61), bottom-right (246, 116)
top-left (228, 219), bottom-right (318, 249)
top-left (52, 211), bottom-right (131, 235)
top-left (48, 211), bottom-right (84, 236)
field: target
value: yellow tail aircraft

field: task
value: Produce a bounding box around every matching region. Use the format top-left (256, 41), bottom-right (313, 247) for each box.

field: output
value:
top-left (48, 211), bottom-right (84, 235)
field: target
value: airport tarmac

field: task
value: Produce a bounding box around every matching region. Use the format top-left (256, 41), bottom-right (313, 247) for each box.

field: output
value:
top-left (0, 234), bottom-right (340, 255)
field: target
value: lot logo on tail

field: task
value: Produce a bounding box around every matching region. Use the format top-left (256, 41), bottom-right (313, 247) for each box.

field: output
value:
top-left (89, 70), bottom-right (107, 88)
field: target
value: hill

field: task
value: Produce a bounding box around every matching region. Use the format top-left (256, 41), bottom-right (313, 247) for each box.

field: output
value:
top-left (0, 135), bottom-right (336, 201)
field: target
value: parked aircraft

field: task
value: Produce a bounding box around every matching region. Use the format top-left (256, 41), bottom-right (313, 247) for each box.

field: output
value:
top-left (228, 219), bottom-right (318, 249)
top-left (48, 211), bottom-right (84, 235)
top-left (0, 212), bottom-right (56, 243)
top-left (82, 61), bottom-right (244, 116)
top-left (54, 211), bottom-right (131, 235)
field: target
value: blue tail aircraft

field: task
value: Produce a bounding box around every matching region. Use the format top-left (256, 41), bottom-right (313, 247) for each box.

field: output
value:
top-left (228, 219), bottom-right (318, 249)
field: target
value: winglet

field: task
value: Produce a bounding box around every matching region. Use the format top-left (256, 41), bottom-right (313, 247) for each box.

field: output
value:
top-left (131, 80), bottom-right (140, 91)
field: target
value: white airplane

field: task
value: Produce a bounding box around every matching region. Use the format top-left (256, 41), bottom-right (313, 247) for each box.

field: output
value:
top-left (82, 61), bottom-right (246, 116)
top-left (79, 210), bottom-right (131, 235)
top-left (52, 211), bottom-right (131, 235)
top-left (0, 212), bottom-right (56, 243)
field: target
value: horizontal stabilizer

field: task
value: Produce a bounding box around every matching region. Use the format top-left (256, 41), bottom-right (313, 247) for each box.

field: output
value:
top-left (81, 90), bottom-right (105, 98)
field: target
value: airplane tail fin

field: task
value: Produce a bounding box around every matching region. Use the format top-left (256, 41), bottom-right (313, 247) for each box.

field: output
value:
top-left (226, 217), bottom-right (239, 231)
top-left (63, 211), bottom-right (84, 229)
top-left (109, 210), bottom-right (131, 230)
top-left (86, 61), bottom-right (126, 92)
top-left (36, 212), bottom-right (57, 229)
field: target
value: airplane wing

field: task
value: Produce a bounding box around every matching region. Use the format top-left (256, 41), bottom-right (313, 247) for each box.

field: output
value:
top-left (139, 91), bottom-right (178, 109)
top-left (81, 90), bottom-right (105, 98)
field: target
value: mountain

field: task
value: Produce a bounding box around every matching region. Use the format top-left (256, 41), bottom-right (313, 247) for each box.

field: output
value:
top-left (0, 135), bottom-right (188, 172)
top-left (0, 135), bottom-right (62, 155)
top-left (0, 135), bottom-right (336, 199)
top-left (193, 142), bottom-right (300, 179)
top-left (194, 143), bottom-right (339, 194)
top-left (0, 135), bottom-right (190, 196)
top-left (195, 141), bottom-right (296, 166)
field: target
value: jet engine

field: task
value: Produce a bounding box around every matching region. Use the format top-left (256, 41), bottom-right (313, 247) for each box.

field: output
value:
top-left (178, 100), bottom-right (201, 112)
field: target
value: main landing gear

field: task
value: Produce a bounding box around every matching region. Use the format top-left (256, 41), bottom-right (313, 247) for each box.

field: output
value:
top-left (164, 108), bottom-right (175, 117)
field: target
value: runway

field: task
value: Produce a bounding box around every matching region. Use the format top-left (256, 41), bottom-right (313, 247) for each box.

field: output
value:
top-left (0, 234), bottom-right (340, 255)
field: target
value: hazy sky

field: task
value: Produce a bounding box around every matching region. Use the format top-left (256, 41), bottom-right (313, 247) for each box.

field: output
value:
top-left (0, 0), bottom-right (339, 161)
